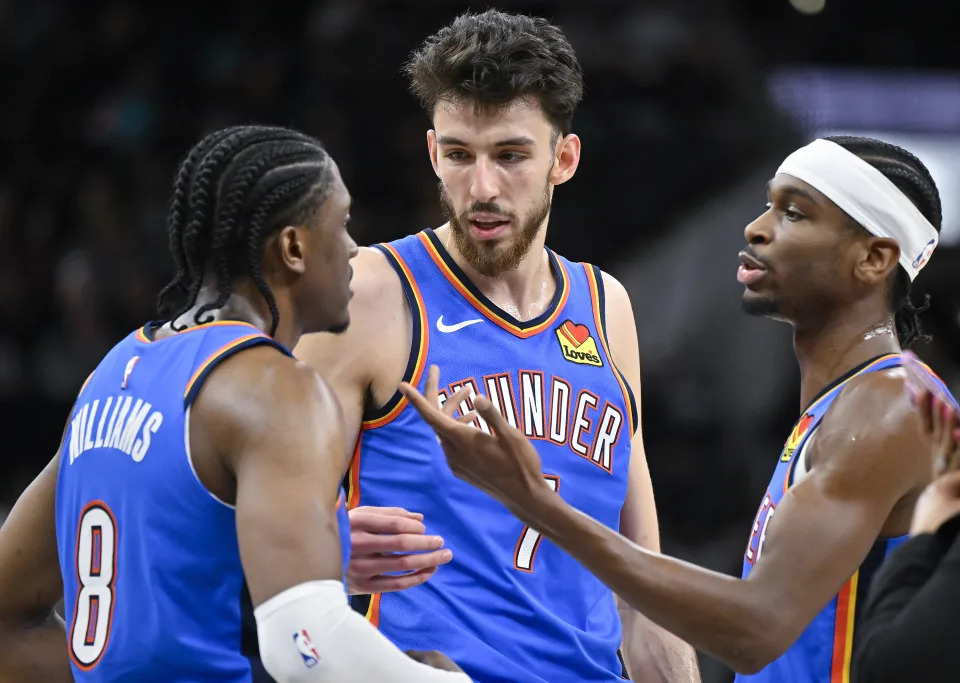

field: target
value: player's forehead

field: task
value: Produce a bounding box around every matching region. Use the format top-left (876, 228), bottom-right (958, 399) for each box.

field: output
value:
top-left (767, 173), bottom-right (830, 207)
top-left (433, 96), bottom-right (552, 147)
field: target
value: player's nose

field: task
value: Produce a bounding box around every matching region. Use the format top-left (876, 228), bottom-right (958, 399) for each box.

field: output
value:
top-left (469, 158), bottom-right (499, 203)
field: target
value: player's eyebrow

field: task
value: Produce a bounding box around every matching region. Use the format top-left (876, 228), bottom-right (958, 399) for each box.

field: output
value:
top-left (766, 179), bottom-right (820, 204)
top-left (436, 135), bottom-right (536, 147)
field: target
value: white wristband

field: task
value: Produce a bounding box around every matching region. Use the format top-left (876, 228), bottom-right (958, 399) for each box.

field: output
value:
top-left (254, 580), bottom-right (471, 682)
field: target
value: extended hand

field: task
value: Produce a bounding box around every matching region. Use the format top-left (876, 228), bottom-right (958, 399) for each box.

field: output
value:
top-left (399, 365), bottom-right (552, 514)
top-left (347, 506), bottom-right (452, 594)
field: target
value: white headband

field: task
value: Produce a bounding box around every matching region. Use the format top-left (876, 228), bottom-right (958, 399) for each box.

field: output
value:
top-left (776, 138), bottom-right (939, 281)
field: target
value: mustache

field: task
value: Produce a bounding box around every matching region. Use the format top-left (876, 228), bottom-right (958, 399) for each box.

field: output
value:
top-left (741, 245), bottom-right (771, 269)
top-left (465, 201), bottom-right (516, 220)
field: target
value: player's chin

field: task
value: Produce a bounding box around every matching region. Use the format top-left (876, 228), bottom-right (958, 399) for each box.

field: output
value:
top-left (327, 313), bottom-right (351, 335)
top-left (740, 289), bottom-right (779, 317)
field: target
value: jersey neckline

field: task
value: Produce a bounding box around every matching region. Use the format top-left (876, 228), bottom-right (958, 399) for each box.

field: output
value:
top-left (418, 228), bottom-right (570, 339)
top-left (136, 319), bottom-right (263, 343)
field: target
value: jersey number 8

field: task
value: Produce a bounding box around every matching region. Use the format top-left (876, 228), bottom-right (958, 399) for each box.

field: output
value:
top-left (69, 501), bottom-right (117, 670)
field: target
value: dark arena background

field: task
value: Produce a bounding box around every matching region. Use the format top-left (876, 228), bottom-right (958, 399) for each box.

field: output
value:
top-left (2, 2), bottom-right (958, 681)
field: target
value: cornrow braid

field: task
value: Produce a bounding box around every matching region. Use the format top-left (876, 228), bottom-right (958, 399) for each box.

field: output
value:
top-left (824, 135), bottom-right (943, 348)
top-left (170, 128), bottom-right (294, 330)
top-left (156, 126), bottom-right (335, 335)
top-left (242, 172), bottom-right (326, 335)
top-left (195, 142), bottom-right (322, 329)
top-left (156, 127), bottom-right (234, 318)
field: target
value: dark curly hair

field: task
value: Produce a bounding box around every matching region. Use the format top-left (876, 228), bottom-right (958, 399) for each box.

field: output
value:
top-left (823, 136), bottom-right (942, 348)
top-left (404, 9), bottom-right (584, 136)
top-left (156, 125), bottom-right (335, 336)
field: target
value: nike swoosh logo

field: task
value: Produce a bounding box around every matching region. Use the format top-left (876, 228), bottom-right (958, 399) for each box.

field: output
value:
top-left (436, 315), bottom-right (484, 333)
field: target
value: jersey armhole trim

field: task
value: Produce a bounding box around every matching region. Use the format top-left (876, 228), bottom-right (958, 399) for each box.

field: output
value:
top-left (585, 264), bottom-right (639, 436)
top-left (183, 405), bottom-right (234, 509)
top-left (182, 335), bottom-right (289, 408)
top-left (360, 243), bottom-right (428, 428)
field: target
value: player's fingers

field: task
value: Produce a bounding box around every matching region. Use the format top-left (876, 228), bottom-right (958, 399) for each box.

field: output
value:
top-left (367, 567), bottom-right (440, 593)
top-left (350, 506), bottom-right (424, 521)
top-left (424, 364), bottom-right (440, 403)
top-left (933, 469), bottom-right (960, 497)
top-left (349, 512), bottom-right (427, 536)
top-left (399, 382), bottom-right (446, 429)
top-left (938, 401), bottom-right (955, 448)
top-left (350, 531), bottom-right (444, 555)
top-left (349, 548), bottom-right (453, 576)
top-left (457, 411), bottom-right (478, 424)
top-left (475, 394), bottom-right (520, 444)
top-left (442, 385), bottom-right (474, 418)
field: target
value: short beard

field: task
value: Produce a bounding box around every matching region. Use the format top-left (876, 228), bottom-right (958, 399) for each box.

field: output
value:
top-left (440, 182), bottom-right (551, 277)
top-left (740, 293), bottom-right (779, 318)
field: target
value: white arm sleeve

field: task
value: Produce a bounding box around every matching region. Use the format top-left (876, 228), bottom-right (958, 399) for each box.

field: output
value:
top-left (254, 580), bottom-right (472, 682)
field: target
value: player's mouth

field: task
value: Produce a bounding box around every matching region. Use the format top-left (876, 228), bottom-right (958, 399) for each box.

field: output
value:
top-left (737, 250), bottom-right (768, 286)
top-left (468, 214), bottom-right (511, 240)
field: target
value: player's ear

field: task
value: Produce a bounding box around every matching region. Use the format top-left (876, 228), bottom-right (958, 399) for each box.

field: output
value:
top-left (549, 133), bottom-right (580, 186)
top-left (274, 226), bottom-right (307, 275)
top-left (854, 236), bottom-right (899, 286)
top-left (427, 130), bottom-right (441, 178)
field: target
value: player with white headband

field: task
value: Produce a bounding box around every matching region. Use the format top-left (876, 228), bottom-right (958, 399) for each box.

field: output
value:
top-left (397, 135), bottom-right (958, 683)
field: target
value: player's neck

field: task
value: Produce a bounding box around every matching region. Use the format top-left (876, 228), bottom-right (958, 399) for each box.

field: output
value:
top-left (792, 300), bottom-right (900, 409)
top-left (175, 282), bottom-right (301, 350)
top-left (437, 223), bottom-right (555, 322)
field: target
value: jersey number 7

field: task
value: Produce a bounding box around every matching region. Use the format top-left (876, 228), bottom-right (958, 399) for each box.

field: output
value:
top-left (513, 475), bottom-right (559, 572)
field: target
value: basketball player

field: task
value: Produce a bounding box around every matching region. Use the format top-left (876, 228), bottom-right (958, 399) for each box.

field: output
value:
top-left (295, 9), bottom-right (698, 683)
top-left (0, 125), bottom-right (468, 682)
top-left (399, 135), bottom-right (958, 683)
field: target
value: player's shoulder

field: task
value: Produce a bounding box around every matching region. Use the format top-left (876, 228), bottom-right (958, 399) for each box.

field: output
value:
top-left (831, 364), bottom-right (914, 428)
top-left (195, 345), bottom-right (337, 424)
top-left (348, 245), bottom-right (406, 317)
top-left (813, 363), bottom-right (919, 466)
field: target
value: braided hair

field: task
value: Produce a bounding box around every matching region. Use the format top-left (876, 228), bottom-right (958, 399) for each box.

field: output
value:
top-left (824, 135), bottom-right (942, 348)
top-left (156, 125), bottom-right (335, 336)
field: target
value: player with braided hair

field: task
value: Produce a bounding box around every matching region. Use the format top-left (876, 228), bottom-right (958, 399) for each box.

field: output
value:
top-left (0, 125), bottom-right (469, 682)
top-left (399, 135), bottom-right (957, 683)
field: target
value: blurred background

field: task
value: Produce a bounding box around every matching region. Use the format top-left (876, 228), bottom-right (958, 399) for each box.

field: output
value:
top-left (2, 0), bottom-right (958, 680)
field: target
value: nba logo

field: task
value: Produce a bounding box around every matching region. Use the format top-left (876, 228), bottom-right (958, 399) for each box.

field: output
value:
top-left (912, 238), bottom-right (936, 271)
top-left (293, 629), bottom-right (320, 668)
top-left (121, 356), bottom-right (140, 390)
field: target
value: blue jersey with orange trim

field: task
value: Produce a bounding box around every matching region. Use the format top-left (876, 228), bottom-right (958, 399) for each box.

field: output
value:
top-left (737, 354), bottom-right (957, 683)
top-left (54, 321), bottom-right (351, 682)
top-left (348, 229), bottom-right (638, 683)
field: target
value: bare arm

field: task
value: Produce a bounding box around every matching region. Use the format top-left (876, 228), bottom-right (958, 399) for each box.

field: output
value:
top-left (401, 363), bottom-right (926, 674)
top-left (0, 454), bottom-right (72, 683)
top-left (295, 247), bottom-right (452, 594)
top-left (601, 272), bottom-right (699, 682)
top-left (191, 348), bottom-right (348, 604)
top-left (295, 246), bottom-right (407, 456)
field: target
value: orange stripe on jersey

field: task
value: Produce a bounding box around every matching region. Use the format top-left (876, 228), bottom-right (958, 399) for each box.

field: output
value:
top-left (830, 571), bottom-right (859, 683)
top-left (78, 370), bottom-right (96, 396)
top-left (360, 243), bottom-right (429, 430)
top-left (136, 320), bottom-right (260, 344)
top-left (584, 265), bottom-right (637, 437)
top-left (366, 592), bottom-right (383, 628)
top-left (182, 334), bottom-right (265, 399)
top-left (417, 232), bottom-right (570, 339)
top-left (347, 437), bottom-right (362, 509)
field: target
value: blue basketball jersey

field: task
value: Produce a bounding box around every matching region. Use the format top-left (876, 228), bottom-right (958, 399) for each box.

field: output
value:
top-left (737, 353), bottom-right (957, 683)
top-left (55, 321), bottom-right (351, 682)
top-left (347, 229), bottom-right (639, 682)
